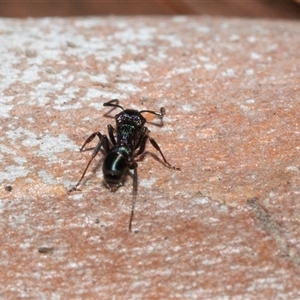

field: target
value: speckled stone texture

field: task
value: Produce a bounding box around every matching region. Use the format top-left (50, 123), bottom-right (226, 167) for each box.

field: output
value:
top-left (0, 16), bottom-right (299, 299)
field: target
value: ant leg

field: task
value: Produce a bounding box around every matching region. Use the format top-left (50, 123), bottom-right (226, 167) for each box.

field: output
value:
top-left (128, 162), bottom-right (138, 232)
top-left (103, 99), bottom-right (124, 111)
top-left (80, 132), bottom-right (109, 153)
top-left (79, 132), bottom-right (97, 151)
top-left (133, 127), bottom-right (149, 158)
top-left (134, 129), bottom-right (179, 170)
top-left (148, 136), bottom-right (180, 170)
top-left (134, 134), bottom-right (148, 158)
top-left (68, 133), bottom-right (110, 193)
top-left (107, 124), bottom-right (117, 145)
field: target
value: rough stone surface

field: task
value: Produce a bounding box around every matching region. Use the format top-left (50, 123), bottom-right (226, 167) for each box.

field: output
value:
top-left (0, 16), bottom-right (300, 299)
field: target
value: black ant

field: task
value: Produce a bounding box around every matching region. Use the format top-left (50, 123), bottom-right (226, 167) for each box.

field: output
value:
top-left (69, 99), bottom-right (179, 231)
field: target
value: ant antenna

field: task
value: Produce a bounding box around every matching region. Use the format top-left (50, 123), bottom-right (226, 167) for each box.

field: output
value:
top-left (103, 99), bottom-right (124, 111)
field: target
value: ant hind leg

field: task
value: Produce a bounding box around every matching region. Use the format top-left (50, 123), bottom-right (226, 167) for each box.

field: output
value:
top-left (128, 163), bottom-right (138, 232)
top-left (148, 136), bottom-right (180, 170)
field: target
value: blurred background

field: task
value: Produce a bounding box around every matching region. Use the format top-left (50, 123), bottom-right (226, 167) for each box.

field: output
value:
top-left (1, 0), bottom-right (300, 19)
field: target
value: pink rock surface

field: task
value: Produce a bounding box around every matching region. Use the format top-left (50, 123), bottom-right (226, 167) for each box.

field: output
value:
top-left (0, 16), bottom-right (299, 298)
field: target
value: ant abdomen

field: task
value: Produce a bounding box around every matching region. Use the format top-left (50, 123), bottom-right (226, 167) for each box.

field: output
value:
top-left (103, 148), bottom-right (129, 190)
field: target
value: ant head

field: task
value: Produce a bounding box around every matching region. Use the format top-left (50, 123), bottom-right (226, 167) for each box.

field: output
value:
top-left (115, 109), bottom-right (146, 128)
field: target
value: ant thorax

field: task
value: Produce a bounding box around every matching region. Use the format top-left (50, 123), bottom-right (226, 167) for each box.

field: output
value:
top-left (115, 110), bottom-right (146, 146)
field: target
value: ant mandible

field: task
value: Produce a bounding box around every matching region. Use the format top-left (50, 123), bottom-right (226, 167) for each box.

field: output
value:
top-left (69, 99), bottom-right (179, 231)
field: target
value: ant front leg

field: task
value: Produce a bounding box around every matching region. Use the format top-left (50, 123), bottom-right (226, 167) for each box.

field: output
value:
top-left (68, 132), bottom-right (110, 193)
